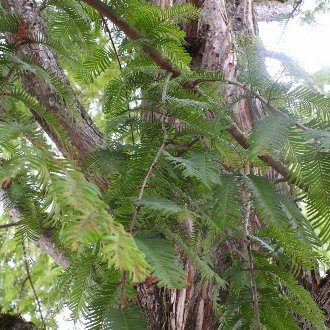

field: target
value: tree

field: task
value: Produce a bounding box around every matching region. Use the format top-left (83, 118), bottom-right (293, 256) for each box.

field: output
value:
top-left (0, 0), bottom-right (329, 329)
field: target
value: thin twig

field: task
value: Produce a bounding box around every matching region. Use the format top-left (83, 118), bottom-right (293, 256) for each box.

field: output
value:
top-left (82, 0), bottom-right (302, 189)
top-left (130, 73), bottom-right (172, 233)
top-left (126, 75), bottom-right (171, 311)
top-left (3, 67), bottom-right (14, 88)
top-left (101, 15), bottom-right (135, 145)
top-left (293, 195), bottom-right (306, 203)
top-left (22, 241), bottom-right (46, 329)
top-left (274, 177), bottom-right (287, 184)
top-left (37, 0), bottom-right (49, 13)
top-left (242, 191), bottom-right (261, 330)
top-left (0, 222), bottom-right (18, 229)
top-left (176, 136), bottom-right (200, 156)
top-left (226, 80), bottom-right (309, 131)
top-left (130, 118), bottom-right (168, 232)
top-left (17, 276), bottom-right (29, 314)
top-left (264, 49), bottom-right (321, 93)
top-left (270, 0), bottom-right (303, 58)
top-left (101, 15), bottom-right (122, 71)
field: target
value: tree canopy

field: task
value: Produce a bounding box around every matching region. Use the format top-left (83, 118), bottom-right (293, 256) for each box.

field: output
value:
top-left (0, 0), bottom-right (329, 329)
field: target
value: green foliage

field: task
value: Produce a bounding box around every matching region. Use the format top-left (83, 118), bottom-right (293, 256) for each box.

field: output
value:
top-left (0, 0), bottom-right (329, 329)
top-left (0, 12), bottom-right (19, 33)
top-left (207, 174), bottom-right (242, 231)
top-left (283, 130), bottom-right (330, 245)
top-left (163, 151), bottom-right (221, 189)
top-left (135, 232), bottom-right (186, 288)
top-left (248, 114), bottom-right (294, 158)
top-left (99, 305), bottom-right (147, 330)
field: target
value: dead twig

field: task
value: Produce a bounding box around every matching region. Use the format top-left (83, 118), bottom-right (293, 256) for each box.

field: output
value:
top-left (22, 241), bottom-right (46, 329)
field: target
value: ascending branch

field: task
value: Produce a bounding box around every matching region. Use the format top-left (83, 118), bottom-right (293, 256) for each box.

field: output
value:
top-left (81, 0), bottom-right (299, 187)
top-left (82, 0), bottom-right (181, 77)
top-left (226, 80), bottom-right (309, 131)
top-left (129, 117), bottom-right (169, 232)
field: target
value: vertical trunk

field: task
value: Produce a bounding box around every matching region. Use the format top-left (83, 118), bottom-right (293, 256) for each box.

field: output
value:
top-left (138, 1), bottom-right (260, 329)
top-left (138, 1), bottom-right (330, 327)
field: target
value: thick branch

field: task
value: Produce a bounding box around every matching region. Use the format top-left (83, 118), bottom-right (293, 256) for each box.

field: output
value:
top-left (81, 0), bottom-right (297, 187)
top-left (83, 0), bottom-right (181, 77)
top-left (227, 118), bottom-right (306, 190)
top-left (101, 15), bottom-right (135, 145)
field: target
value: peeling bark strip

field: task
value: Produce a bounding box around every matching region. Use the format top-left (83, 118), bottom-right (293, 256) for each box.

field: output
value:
top-left (137, 269), bottom-right (216, 330)
top-left (0, 0), bottom-right (102, 165)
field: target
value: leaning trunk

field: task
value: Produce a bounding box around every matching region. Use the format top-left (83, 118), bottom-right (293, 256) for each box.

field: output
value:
top-left (0, 0), bottom-right (106, 193)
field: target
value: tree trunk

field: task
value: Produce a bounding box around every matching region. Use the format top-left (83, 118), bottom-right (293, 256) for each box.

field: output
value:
top-left (0, 0), bottom-right (103, 167)
top-left (2, 0), bottom-right (330, 328)
top-left (137, 1), bottom-right (260, 329)
top-left (136, 0), bottom-right (330, 328)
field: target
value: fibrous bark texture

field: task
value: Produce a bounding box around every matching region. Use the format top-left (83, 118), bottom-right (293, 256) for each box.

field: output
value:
top-left (137, 1), bottom-right (260, 329)
top-left (0, 0), bottom-right (102, 166)
top-left (3, 1), bottom-right (330, 329)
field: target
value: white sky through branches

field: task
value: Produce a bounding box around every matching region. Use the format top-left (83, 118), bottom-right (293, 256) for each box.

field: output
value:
top-left (1, 1), bottom-right (330, 328)
top-left (57, 10), bottom-right (330, 328)
top-left (259, 0), bottom-right (330, 74)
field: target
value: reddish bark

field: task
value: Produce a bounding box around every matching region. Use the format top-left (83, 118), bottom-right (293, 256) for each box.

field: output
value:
top-left (2, 0), bottom-right (330, 329)
top-left (1, 0), bottom-right (103, 167)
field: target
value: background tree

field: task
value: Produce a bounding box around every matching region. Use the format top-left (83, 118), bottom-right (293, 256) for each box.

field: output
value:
top-left (0, 0), bottom-right (329, 329)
